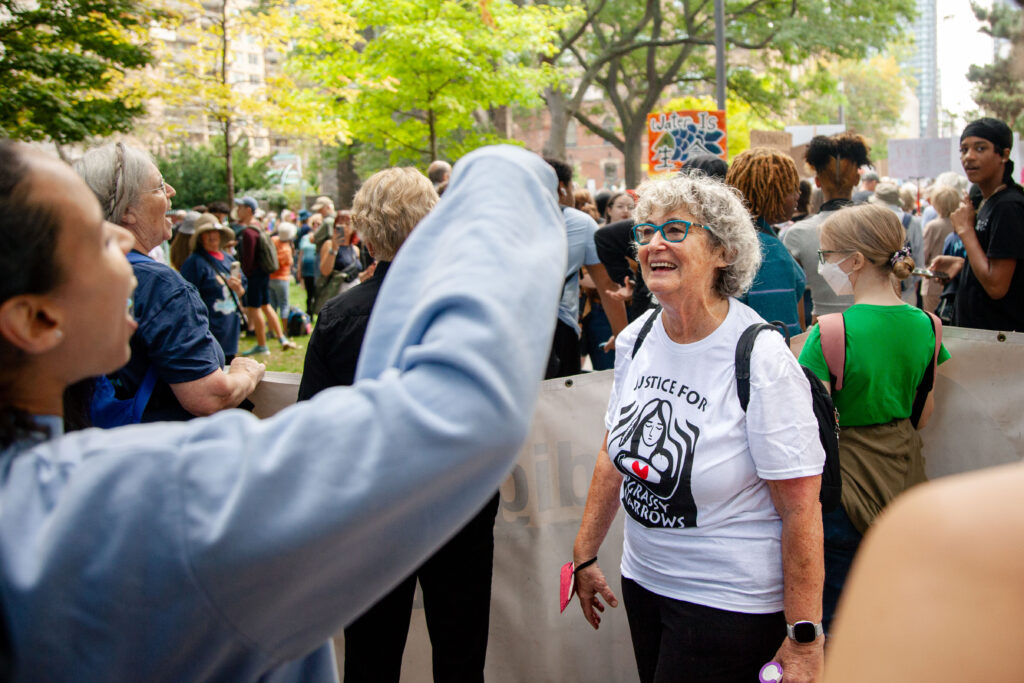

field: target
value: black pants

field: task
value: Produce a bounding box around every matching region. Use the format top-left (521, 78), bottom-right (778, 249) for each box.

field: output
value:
top-left (546, 319), bottom-right (581, 379)
top-left (302, 275), bottom-right (317, 315)
top-left (343, 494), bottom-right (500, 683)
top-left (621, 578), bottom-right (785, 683)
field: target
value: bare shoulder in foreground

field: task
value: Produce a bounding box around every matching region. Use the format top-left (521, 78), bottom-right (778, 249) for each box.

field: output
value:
top-left (825, 462), bottom-right (1024, 682)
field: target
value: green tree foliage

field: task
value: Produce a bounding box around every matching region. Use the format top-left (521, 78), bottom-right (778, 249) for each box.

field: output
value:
top-left (151, 0), bottom-right (339, 201)
top-left (789, 52), bottom-right (914, 159)
top-left (541, 0), bottom-right (916, 185)
top-left (0, 0), bottom-right (157, 144)
top-left (967, 2), bottom-right (1024, 133)
top-left (289, 0), bottom-right (576, 165)
top-left (156, 139), bottom-right (272, 209)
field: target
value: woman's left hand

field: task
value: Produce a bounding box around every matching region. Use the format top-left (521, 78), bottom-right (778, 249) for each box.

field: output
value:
top-left (771, 636), bottom-right (824, 682)
top-left (227, 275), bottom-right (244, 295)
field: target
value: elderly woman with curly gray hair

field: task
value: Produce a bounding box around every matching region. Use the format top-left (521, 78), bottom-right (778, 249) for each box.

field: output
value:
top-left (573, 172), bottom-right (826, 682)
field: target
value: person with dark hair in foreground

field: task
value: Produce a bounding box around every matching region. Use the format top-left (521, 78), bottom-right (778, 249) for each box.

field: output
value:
top-left (930, 117), bottom-right (1024, 332)
top-left (0, 141), bottom-right (566, 681)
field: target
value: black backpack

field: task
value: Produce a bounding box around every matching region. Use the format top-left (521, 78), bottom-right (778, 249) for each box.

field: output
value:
top-left (632, 307), bottom-right (841, 513)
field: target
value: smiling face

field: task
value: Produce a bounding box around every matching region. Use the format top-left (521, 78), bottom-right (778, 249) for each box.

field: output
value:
top-left (200, 229), bottom-right (221, 253)
top-left (637, 207), bottom-right (728, 302)
top-left (607, 194), bottom-right (635, 223)
top-left (32, 158), bottom-right (138, 380)
top-left (122, 163), bottom-right (175, 252)
top-left (960, 136), bottom-right (1008, 188)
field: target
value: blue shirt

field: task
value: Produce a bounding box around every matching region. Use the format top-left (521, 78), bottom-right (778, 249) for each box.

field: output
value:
top-left (115, 254), bottom-right (225, 422)
top-left (0, 145), bottom-right (567, 681)
top-left (179, 250), bottom-right (246, 357)
top-left (299, 234), bottom-right (318, 276)
top-left (559, 206), bottom-right (601, 335)
top-left (740, 225), bottom-right (807, 336)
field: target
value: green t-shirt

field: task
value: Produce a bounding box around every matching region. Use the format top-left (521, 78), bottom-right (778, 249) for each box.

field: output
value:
top-left (798, 304), bottom-right (951, 427)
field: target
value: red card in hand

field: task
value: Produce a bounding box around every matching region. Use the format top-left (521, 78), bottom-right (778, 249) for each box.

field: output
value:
top-left (559, 561), bottom-right (575, 613)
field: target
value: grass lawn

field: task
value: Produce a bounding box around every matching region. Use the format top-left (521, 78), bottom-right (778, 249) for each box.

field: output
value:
top-left (239, 281), bottom-right (312, 374)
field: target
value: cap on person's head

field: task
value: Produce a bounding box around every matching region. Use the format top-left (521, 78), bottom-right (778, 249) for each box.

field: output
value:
top-left (298, 209), bottom-right (312, 222)
top-left (190, 213), bottom-right (236, 251)
top-left (862, 170), bottom-right (880, 182)
top-left (178, 210), bottom-right (202, 236)
top-left (276, 221), bottom-right (297, 242)
top-left (961, 117), bottom-right (1013, 150)
top-left (868, 182), bottom-right (900, 207)
top-left (234, 196), bottom-right (258, 212)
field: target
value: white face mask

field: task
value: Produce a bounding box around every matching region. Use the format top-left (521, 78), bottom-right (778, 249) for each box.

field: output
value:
top-left (818, 255), bottom-right (854, 296)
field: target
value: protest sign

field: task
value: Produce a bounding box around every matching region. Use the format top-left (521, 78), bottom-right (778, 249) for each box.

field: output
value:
top-left (647, 110), bottom-right (727, 173)
top-left (887, 138), bottom-right (955, 179)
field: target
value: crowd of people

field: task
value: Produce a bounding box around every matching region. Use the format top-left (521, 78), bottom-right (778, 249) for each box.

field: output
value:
top-left (0, 114), bottom-right (1021, 682)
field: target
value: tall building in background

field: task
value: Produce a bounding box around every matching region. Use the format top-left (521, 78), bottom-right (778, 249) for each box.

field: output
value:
top-left (908, 0), bottom-right (939, 137)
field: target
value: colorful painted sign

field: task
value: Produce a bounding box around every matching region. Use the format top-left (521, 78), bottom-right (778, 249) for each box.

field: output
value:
top-left (647, 110), bottom-right (727, 173)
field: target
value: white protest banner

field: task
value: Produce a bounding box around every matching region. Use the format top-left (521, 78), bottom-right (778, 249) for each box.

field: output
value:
top-left (886, 134), bottom-right (1022, 183)
top-left (887, 138), bottom-right (955, 179)
top-left (248, 327), bottom-right (1024, 681)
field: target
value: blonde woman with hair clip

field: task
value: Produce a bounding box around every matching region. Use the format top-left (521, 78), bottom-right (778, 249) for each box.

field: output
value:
top-left (797, 203), bottom-right (950, 636)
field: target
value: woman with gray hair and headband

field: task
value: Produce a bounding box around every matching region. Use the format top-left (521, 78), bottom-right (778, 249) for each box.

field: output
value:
top-left (930, 117), bottom-right (1024, 332)
top-left (73, 142), bottom-right (263, 423)
top-left (573, 172), bottom-right (826, 682)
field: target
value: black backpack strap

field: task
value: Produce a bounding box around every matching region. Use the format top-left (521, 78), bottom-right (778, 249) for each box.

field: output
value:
top-left (631, 305), bottom-right (662, 359)
top-left (735, 321), bottom-right (789, 411)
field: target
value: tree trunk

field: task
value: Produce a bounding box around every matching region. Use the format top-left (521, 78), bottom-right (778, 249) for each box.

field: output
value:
top-left (428, 109), bottom-right (437, 162)
top-left (542, 86), bottom-right (568, 159)
top-left (622, 122), bottom-right (647, 188)
top-left (490, 105), bottom-right (511, 138)
top-left (335, 144), bottom-right (359, 209)
top-left (225, 120), bottom-right (235, 203)
top-left (219, 0), bottom-right (234, 203)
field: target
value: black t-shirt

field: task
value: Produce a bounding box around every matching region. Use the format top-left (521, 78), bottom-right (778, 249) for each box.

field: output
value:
top-left (297, 261), bottom-right (390, 399)
top-left (594, 219), bottom-right (655, 323)
top-left (955, 187), bottom-right (1024, 331)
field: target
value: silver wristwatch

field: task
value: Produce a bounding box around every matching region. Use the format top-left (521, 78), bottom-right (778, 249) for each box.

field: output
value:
top-left (786, 620), bottom-right (823, 643)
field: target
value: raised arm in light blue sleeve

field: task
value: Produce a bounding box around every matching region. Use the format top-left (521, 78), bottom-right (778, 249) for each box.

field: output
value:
top-left (4, 146), bottom-right (567, 679)
top-left (186, 145), bottom-right (568, 656)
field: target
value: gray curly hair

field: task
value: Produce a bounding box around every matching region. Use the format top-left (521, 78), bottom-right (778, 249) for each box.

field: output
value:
top-left (633, 172), bottom-right (761, 298)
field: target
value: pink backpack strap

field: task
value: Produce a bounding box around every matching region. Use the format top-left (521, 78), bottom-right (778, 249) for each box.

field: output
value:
top-left (923, 310), bottom-right (942, 368)
top-left (817, 313), bottom-right (846, 392)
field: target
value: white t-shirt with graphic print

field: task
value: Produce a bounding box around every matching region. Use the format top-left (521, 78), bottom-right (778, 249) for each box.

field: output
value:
top-left (604, 298), bottom-right (824, 613)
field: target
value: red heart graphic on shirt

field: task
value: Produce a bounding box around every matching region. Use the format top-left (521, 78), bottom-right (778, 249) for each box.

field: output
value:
top-left (631, 461), bottom-right (649, 480)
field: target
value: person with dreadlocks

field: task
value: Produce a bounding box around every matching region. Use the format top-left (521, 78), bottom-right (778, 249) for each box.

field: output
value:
top-left (783, 133), bottom-right (872, 321)
top-left (725, 148), bottom-right (807, 335)
top-left (930, 117), bottom-right (1024, 332)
